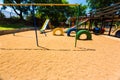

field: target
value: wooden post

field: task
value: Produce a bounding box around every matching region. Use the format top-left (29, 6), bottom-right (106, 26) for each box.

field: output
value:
top-left (108, 14), bottom-right (114, 35)
top-left (89, 12), bottom-right (92, 30)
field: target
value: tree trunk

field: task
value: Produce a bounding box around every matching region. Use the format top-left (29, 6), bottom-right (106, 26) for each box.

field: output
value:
top-left (19, 11), bottom-right (24, 20)
top-left (12, 6), bottom-right (24, 20)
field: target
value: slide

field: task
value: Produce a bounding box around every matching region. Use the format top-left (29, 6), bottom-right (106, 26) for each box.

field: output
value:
top-left (40, 19), bottom-right (50, 33)
top-left (67, 19), bottom-right (89, 36)
top-left (77, 19), bottom-right (89, 26)
top-left (112, 24), bottom-right (120, 33)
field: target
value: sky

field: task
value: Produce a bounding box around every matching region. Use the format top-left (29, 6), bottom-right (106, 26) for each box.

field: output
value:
top-left (0, 0), bottom-right (3, 3)
top-left (67, 0), bottom-right (87, 5)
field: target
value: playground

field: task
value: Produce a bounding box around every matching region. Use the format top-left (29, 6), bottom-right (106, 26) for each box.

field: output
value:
top-left (0, 1), bottom-right (120, 80)
top-left (0, 30), bottom-right (120, 80)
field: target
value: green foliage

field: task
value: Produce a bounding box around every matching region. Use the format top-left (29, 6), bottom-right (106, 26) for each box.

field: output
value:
top-left (36, 1), bottom-right (87, 26)
top-left (87, 0), bottom-right (120, 9)
top-left (33, 0), bottom-right (67, 26)
top-left (79, 4), bottom-right (87, 16)
top-left (0, 11), bottom-right (5, 18)
top-left (62, 0), bottom-right (69, 4)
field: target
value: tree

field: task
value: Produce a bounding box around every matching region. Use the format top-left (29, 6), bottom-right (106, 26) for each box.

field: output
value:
top-left (78, 4), bottom-right (87, 16)
top-left (36, 0), bottom-right (69, 26)
top-left (36, 0), bottom-right (87, 26)
top-left (3, 0), bottom-right (34, 20)
top-left (87, 0), bottom-right (120, 10)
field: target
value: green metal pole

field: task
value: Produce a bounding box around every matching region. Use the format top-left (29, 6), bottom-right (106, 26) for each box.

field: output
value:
top-left (75, 5), bottom-right (80, 47)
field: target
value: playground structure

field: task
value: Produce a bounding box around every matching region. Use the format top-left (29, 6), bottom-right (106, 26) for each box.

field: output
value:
top-left (59, 1), bottom-right (120, 39)
top-left (39, 19), bottom-right (53, 36)
top-left (63, 17), bottom-right (92, 40)
top-left (66, 18), bottom-right (89, 35)
top-left (88, 2), bottom-right (120, 37)
top-left (52, 17), bottom-right (92, 40)
top-left (52, 28), bottom-right (64, 36)
top-left (76, 30), bottom-right (92, 40)
top-left (93, 27), bottom-right (105, 35)
top-left (40, 19), bottom-right (50, 34)
top-left (112, 24), bottom-right (120, 37)
top-left (64, 2), bottom-right (120, 37)
top-left (112, 24), bottom-right (120, 33)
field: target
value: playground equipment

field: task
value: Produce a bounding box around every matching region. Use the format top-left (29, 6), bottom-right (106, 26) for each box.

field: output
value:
top-left (76, 30), bottom-right (92, 40)
top-left (64, 28), bottom-right (70, 33)
top-left (89, 2), bottom-right (120, 36)
top-left (66, 18), bottom-right (92, 40)
top-left (65, 17), bottom-right (71, 27)
top-left (67, 19), bottom-right (89, 36)
top-left (115, 30), bottom-right (120, 38)
top-left (53, 28), bottom-right (64, 36)
top-left (112, 24), bottom-right (120, 33)
top-left (93, 27), bottom-right (105, 34)
top-left (67, 27), bottom-right (76, 36)
top-left (112, 24), bottom-right (120, 38)
top-left (40, 19), bottom-right (50, 35)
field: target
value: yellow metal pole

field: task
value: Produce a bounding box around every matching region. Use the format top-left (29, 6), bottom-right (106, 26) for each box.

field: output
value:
top-left (0, 3), bottom-right (79, 6)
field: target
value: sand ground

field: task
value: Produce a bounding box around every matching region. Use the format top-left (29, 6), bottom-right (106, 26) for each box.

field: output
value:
top-left (0, 30), bottom-right (120, 80)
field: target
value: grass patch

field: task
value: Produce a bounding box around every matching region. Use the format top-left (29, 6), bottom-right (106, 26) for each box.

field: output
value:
top-left (0, 24), bottom-right (32, 30)
top-left (0, 27), bottom-right (14, 30)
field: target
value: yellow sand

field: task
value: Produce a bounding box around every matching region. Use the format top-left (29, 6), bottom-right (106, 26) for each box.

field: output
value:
top-left (0, 30), bottom-right (120, 80)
